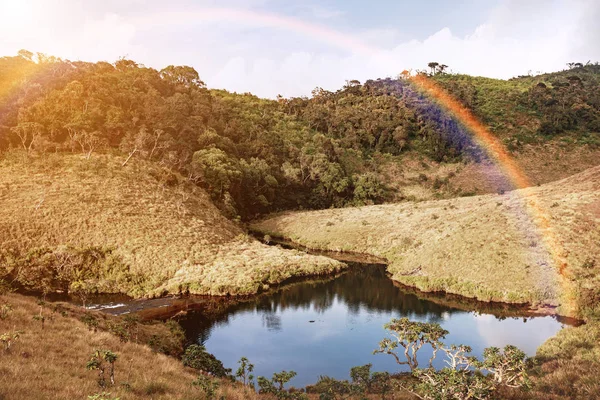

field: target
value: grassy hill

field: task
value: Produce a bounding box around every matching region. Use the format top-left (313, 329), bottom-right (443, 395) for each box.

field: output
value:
top-left (0, 293), bottom-right (260, 400)
top-left (0, 151), bottom-right (344, 298)
top-left (253, 165), bottom-right (600, 319)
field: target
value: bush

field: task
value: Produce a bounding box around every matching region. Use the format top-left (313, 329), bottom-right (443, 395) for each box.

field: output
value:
top-left (182, 344), bottom-right (231, 378)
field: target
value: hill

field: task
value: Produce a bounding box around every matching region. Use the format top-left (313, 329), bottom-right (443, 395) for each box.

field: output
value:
top-left (252, 165), bottom-right (600, 319)
top-left (1, 53), bottom-right (598, 222)
top-left (0, 293), bottom-right (260, 400)
top-left (0, 152), bottom-right (343, 298)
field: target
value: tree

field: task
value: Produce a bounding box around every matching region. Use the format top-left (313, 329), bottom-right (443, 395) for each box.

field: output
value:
top-left (436, 64), bottom-right (449, 74)
top-left (17, 49), bottom-right (34, 61)
top-left (192, 375), bottom-right (220, 400)
top-left (236, 356), bottom-right (255, 387)
top-left (375, 318), bottom-right (531, 400)
top-left (160, 65), bottom-right (205, 89)
top-left (257, 370), bottom-right (306, 399)
top-left (1, 330), bottom-right (22, 351)
top-left (190, 148), bottom-right (242, 200)
top-left (87, 350), bottom-right (118, 387)
top-left (428, 62), bottom-right (439, 75)
top-left (11, 122), bottom-right (43, 153)
top-left (482, 345), bottom-right (529, 388)
top-left (374, 318), bottom-right (448, 371)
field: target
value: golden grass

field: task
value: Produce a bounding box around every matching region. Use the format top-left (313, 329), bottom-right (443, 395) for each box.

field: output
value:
top-left (525, 322), bottom-right (600, 399)
top-left (0, 293), bottom-right (262, 400)
top-left (252, 166), bottom-right (600, 318)
top-left (0, 151), bottom-right (344, 297)
top-left (450, 144), bottom-right (600, 196)
top-left (379, 145), bottom-right (600, 203)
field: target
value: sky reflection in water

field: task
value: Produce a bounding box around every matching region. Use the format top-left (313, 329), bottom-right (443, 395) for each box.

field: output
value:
top-left (180, 264), bottom-right (564, 388)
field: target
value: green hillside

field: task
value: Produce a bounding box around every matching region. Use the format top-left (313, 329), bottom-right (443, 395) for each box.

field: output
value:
top-left (1, 53), bottom-right (598, 222)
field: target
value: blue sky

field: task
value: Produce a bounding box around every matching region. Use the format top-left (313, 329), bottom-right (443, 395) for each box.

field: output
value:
top-left (1, 0), bottom-right (598, 97)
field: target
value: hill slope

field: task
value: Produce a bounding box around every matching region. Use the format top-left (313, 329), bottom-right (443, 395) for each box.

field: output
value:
top-left (0, 152), bottom-right (343, 297)
top-left (253, 166), bottom-right (600, 318)
top-left (0, 293), bottom-right (260, 400)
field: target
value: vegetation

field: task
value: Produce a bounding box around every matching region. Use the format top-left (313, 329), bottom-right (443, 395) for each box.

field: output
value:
top-left (0, 294), bottom-right (260, 399)
top-left (1, 53), bottom-right (599, 220)
top-left (253, 165), bottom-right (600, 317)
top-left (1, 51), bottom-right (599, 399)
top-left (182, 344), bottom-right (231, 377)
top-left (0, 153), bottom-right (344, 298)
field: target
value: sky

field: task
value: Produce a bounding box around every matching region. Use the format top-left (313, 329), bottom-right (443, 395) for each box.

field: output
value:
top-left (1, 0), bottom-right (599, 98)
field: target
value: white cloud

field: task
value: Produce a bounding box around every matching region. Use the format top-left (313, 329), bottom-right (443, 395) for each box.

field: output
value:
top-left (198, 0), bottom-right (600, 97)
top-left (1, 0), bottom-right (598, 98)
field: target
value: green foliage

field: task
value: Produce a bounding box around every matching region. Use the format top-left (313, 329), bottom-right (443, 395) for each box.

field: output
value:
top-left (107, 322), bottom-right (130, 343)
top-left (0, 53), bottom-right (599, 223)
top-left (307, 364), bottom-right (394, 399)
top-left (1, 246), bottom-right (133, 296)
top-left (80, 313), bottom-right (99, 331)
top-left (182, 344), bottom-right (231, 378)
top-left (257, 370), bottom-right (306, 399)
top-left (413, 368), bottom-right (493, 400)
top-left (375, 318), bottom-right (530, 399)
top-left (235, 356), bottom-right (255, 387)
top-left (0, 302), bottom-right (13, 320)
top-left (374, 318), bottom-right (448, 370)
top-left (1, 330), bottom-right (22, 351)
top-left (87, 349), bottom-right (118, 387)
top-left (192, 375), bottom-right (221, 400)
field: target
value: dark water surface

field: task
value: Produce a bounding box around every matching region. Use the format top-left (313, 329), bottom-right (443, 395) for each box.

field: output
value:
top-left (175, 263), bottom-right (566, 388)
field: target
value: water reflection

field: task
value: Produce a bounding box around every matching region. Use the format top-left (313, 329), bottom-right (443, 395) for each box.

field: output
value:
top-left (177, 264), bottom-right (566, 387)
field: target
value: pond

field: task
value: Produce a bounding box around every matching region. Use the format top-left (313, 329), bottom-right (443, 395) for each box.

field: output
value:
top-left (173, 262), bottom-right (568, 388)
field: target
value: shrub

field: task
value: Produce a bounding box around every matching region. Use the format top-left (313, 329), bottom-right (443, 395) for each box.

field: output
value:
top-left (80, 313), bottom-right (99, 331)
top-left (86, 350), bottom-right (118, 387)
top-left (192, 375), bottom-right (220, 400)
top-left (182, 344), bottom-right (231, 378)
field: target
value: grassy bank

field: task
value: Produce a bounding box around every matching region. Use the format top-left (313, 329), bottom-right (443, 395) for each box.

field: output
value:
top-left (252, 165), bottom-right (600, 318)
top-left (0, 152), bottom-right (344, 298)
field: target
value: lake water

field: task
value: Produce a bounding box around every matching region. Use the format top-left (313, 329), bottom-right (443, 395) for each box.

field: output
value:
top-left (176, 263), bottom-right (567, 388)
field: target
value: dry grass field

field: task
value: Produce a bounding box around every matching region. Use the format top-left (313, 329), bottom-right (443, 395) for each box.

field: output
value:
top-left (253, 165), bottom-right (600, 318)
top-left (0, 152), bottom-right (344, 298)
top-left (379, 144), bottom-right (600, 203)
top-left (0, 293), bottom-right (263, 400)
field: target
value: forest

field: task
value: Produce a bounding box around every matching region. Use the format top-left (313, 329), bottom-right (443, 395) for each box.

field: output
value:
top-left (2, 50), bottom-right (598, 221)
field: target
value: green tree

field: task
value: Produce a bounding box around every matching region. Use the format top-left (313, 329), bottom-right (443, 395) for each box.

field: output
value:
top-left (374, 318), bottom-right (448, 370)
top-left (236, 356), bottom-right (255, 387)
top-left (87, 350), bottom-right (118, 387)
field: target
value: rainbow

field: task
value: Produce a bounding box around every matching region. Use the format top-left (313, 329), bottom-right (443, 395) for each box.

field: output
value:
top-left (133, 8), bottom-right (382, 57)
top-left (143, 7), bottom-right (569, 307)
top-left (409, 73), bottom-right (572, 311)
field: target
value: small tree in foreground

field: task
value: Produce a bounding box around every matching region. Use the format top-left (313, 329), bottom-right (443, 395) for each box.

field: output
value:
top-left (375, 318), bottom-right (530, 400)
top-left (258, 370), bottom-right (306, 399)
top-left (1, 331), bottom-right (22, 352)
top-left (192, 375), bottom-right (220, 400)
top-left (308, 364), bottom-right (394, 399)
top-left (373, 318), bottom-right (448, 370)
top-left (87, 350), bottom-right (118, 387)
top-left (236, 356), bottom-right (255, 387)
top-left (182, 344), bottom-right (231, 377)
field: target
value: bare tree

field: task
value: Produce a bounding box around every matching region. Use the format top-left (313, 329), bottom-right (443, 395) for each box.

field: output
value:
top-left (11, 122), bottom-right (43, 153)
